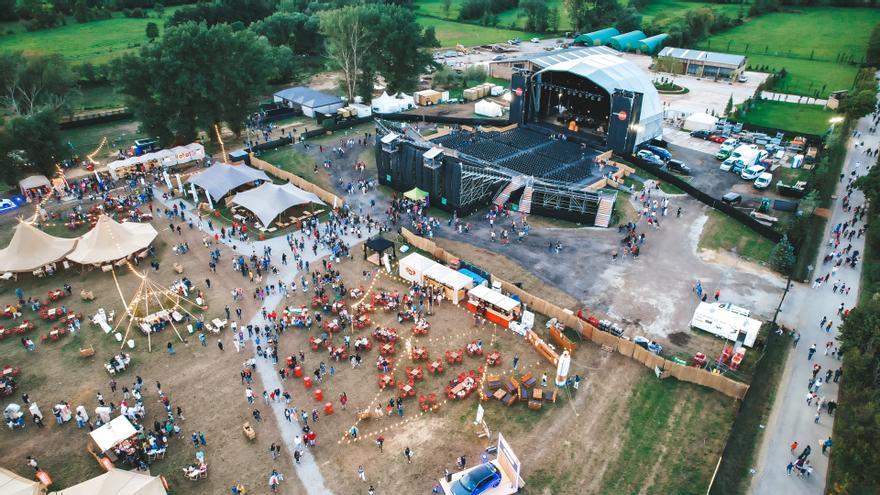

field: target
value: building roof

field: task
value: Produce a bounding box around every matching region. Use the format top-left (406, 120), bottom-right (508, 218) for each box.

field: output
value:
top-left (637, 33), bottom-right (669, 54)
top-left (273, 87), bottom-right (343, 109)
top-left (537, 53), bottom-right (662, 143)
top-left (574, 27), bottom-right (620, 46)
top-left (0, 221), bottom-right (77, 273)
top-left (498, 46), bottom-right (619, 68)
top-left (657, 47), bottom-right (746, 67)
top-left (187, 163), bottom-right (271, 201)
top-left (609, 30), bottom-right (646, 51)
top-left (67, 216), bottom-right (157, 265)
top-left (231, 182), bottom-right (324, 227)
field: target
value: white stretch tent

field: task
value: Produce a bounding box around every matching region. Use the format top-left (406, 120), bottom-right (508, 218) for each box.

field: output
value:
top-left (89, 416), bottom-right (137, 452)
top-left (186, 163), bottom-right (270, 202)
top-left (49, 469), bottom-right (166, 495)
top-left (231, 182), bottom-right (325, 227)
top-left (683, 112), bottom-right (718, 132)
top-left (0, 467), bottom-right (44, 495)
top-left (67, 216), bottom-right (158, 265)
top-left (108, 143), bottom-right (205, 179)
top-left (371, 92), bottom-right (416, 114)
top-left (423, 263), bottom-right (474, 304)
top-left (690, 302), bottom-right (762, 348)
top-left (398, 253), bottom-right (438, 284)
top-left (474, 100), bottom-right (503, 117)
top-left (0, 221), bottom-right (77, 273)
top-left (468, 285), bottom-right (520, 313)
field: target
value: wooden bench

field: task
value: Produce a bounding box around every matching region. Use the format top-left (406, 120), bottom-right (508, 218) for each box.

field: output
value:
top-left (532, 388), bottom-right (543, 401)
top-left (501, 393), bottom-right (517, 407)
top-left (486, 375), bottom-right (502, 390)
top-left (492, 389), bottom-right (506, 401)
top-left (518, 387), bottom-right (529, 401)
top-left (503, 378), bottom-right (519, 394)
top-left (79, 344), bottom-right (95, 358)
top-left (528, 399), bottom-right (543, 410)
top-left (520, 373), bottom-right (536, 388)
top-left (544, 389), bottom-right (557, 403)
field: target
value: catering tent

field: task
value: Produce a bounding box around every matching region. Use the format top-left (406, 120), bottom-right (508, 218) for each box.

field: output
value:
top-left (474, 100), bottom-right (503, 117)
top-left (424, 263), bottom-right (473, 304)
top-left (0, 467), bottom-right (45, 495)
top-left (468, 285), bottom-right (520, 313)
top-left (66, 216), bottom-right (158, 265)
top-left (89, 416), bottom-right (137, 452)
top-left (398, 253), bottom-right (437, 284)
top-left (19, 176), bottom-right (51, 195)
top-left (403, 188), bottom-right (429, 201)
top-left (49, 468), bottom-right (166, 495)
top-left (231, 182), bottom-right (324, 227)
top-left (683, 112), bottom-right (718, 132)
top-left (370, 92), bottom-right (416, 114)
top-left (0, 221), bottom-right (77, 273)
top-left (108, 143), bottom-right (205, 179)
top-left (186, 163), bottom-right (270, 202)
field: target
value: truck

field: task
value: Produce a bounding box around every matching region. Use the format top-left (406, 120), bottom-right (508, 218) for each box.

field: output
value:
top-left (720, 144), bottom-right (768, 172)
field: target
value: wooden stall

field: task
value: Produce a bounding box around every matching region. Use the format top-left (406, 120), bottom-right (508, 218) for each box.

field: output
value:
top-left (466, 285), bottom-right (521, 328)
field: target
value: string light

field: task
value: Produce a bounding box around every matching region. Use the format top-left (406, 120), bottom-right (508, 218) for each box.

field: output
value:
top-left (214, 125), bottom-right (227, 162)
top-left (86, 136), bottom-right (108, 165)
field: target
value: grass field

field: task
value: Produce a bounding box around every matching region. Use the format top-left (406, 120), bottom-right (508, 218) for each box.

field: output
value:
top-left (641, 0), bottom-right (745, 26)
top-left (258, 147), bottom-right (330, 190)
top-left (700, 210), bottom-right (774, 263)
top-left (0, 8), bottom-right (177, 64)
top-left (735, 99), bottom-right (835, 135)
top-left (59, 118), bottom-right (145, 158)
top-left (417, 15), bottom-right (538, 47)
top-left (416, 0), bottom-right (573, 31)
top-left (698, 7), bottom-right (880, 97)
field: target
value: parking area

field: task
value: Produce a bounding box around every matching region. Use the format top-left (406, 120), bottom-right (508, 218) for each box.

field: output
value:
top-left (664, 143), bottom-right (743, 199)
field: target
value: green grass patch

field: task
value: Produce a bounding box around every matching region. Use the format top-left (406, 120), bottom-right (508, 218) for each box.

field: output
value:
top-left (73, 84), bottom-right (125, 112)
top-left (709, 324), bottom-right (791, 495)
top-left (415, 0), bottom-right (573, 31)
top-left (59, 117), bottom-right (146, 157)
top-left (734, 100), bottom-right (835, 136)
top-left (699, 209), bottom-right (774, 263)
top-left (697, 7), bottom-right (880, 97)
top-left (642, 0), bottom-right (745, 26)
top-left (257, 146), bottom-right (331, 191)
top-left (417, 16), bottom-right (538, 47)
top-left (0, 8), bottom-right (181, 65)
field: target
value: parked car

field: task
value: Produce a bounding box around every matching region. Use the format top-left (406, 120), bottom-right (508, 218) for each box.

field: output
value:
top-left (715, 148), bottom-right (732, 160)
top-left (634, 336), bottom-right (663, 355)
top-left (740, 164), bottom-right (766, 180)
top-left (709, 135), bottom-right (726, 143)
top-left (641, 145), bottom-right (671, 161)
top-left (492, 55), bottom-right (505, 61)
top-left (753, 172), bottom-right (773, 189)
top-left (721, 192), bottom-right (742, 205)
top-left (450, 463), bottom-right (502, 495)
top-left (738, 74), bottom-right (749, 83)
top-left (666, 159), bottom-right (691, 175)
top-left (531, 37), bottom-right (541, 43)
top-left (690, 130), bottom-right (712, 139)
top-left (720, 158), bottom-right (743, 172)
top-left (636, 150), bottom-right (664, 166)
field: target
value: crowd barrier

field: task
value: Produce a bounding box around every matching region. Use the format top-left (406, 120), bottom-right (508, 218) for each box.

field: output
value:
top-left (249, 155), bottom-right (345, 210)
top-left (400, 228), bottom-right (749, 400)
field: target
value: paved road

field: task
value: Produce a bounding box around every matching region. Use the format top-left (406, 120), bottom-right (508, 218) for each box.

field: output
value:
top-left (750, 95), bottom-right (877, 493)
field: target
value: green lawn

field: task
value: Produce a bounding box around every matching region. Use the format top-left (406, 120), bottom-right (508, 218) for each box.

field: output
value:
top-left (418, 15), bottom-right (538, 47)
top-left (699, 210), bottom-right (774, 263)
top-left (642, 0), bottom-right (745, 26)
top-left (258, 147), bottom-right (330, 191)
top-left (697, 7), bottom-right (880, 97)
top-left (59, 117), bottom-right (146, 157)
top-left (735, 99), bottom-right (835, 135)
top-left (0, 8), bottom-right (179, 64)
top-left (73, 84), bottom-right (125, 112)
top-left (416, 0), bottom-right (573, 32)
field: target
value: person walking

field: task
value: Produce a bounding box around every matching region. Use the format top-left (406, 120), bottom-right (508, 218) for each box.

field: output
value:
top-left (403, 447), bottom-right (413, 464)
top-left (512, 353), bottom-right (519, 370)
top-left (807, 344), bottom-right (816, 360)
top-left (358, 465), bottom-right (366, 481)
top-left (790, 441), bottom-right (798, 454)
top-left (786, 461), bottom-right (794, 476)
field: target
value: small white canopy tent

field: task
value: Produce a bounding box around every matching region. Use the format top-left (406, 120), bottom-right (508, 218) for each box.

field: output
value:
top-left (0, 221), bottom-right (77, 273)
top-left (186, 163), bottom-right (270, 202)
top-left (683, 112), bottom-right (718, 132)
top-left (468, 285), bottom-right (520, 313)
top-left (474, 100), bottom-right (503, 118)
top-left (424, 263), bottom-right (473, 304)
top-left (371, 92), bottom-right (416, 114)
top-left (66, 216), bottom-right (158, 265)
top-left (49, 468), bottom-right (166, 495)
top-left (108, 143), bottom-right (205, 179)
top-left (398, 253), bottom-right (437, 284)
top-left (231, 182), bottom-right (325, 227)
top-left (89, 416), bottom-right (138, 452)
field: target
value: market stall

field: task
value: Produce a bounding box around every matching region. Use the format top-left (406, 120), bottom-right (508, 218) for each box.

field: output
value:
top-left (89, 415), bottom-right (138, 454)
top-left (398, 253), bottom-right (437, 284)
top-left (466, 285), bottom-right (521, 328)
top-left (108, 143), bottom-right (205, 180)
top-left (423, 263), bottom-right (473, 304)
top-left (0, 466), bottom-right (46, 495)
top-left (19, 176), bottom-right (51, 203)
top-left (66, 216), bottom-right (158, 266)
top-left (0, 221), bottom-right (77, 275)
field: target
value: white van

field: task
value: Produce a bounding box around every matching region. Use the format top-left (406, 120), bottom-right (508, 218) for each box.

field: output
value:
top-left (740, 165), bottom-right (766, 180)
top-left (753, 172), bottom-right (773, 189)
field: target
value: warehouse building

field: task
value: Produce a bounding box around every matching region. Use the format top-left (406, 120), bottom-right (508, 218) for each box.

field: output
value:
top-left (609, 30), bottom-right (646, 51)
top-left (573, 27), bottom-right (619, 46)
top-left (637, 33), bottom-right (669, 54)
top-left (273, 86), bottom-right (344, 118)
top-left (655, 47), bottom-right (747, 81)
top-left (488, 45), bottom-right (619, 80)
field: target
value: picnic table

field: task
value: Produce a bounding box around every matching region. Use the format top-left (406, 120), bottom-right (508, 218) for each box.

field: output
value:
top-left (450, 377), bottom-right (475, 399)
top-left (486, 351), bottom-right (502, 367)
top-left (2, 365), bottom-right (20, 377)
top-left (399, 382), bottom-right (415, 398)
top-left (380, 343), bottom-right (395, 356)
top-left (15, 321), bottom-right (35, 334)
top-left (172, 311), bottom-right (184, 322)
top-left (428, 359), bottom-right (444, 374)
top-left (47, 289), bottom-right (66, 302)
top-left (445, 349), bottom-right (463, 364)
top-left (378, 374), bottom-right (394, 389)
top-left (411, 347), bottom-right (428, 361)
top-left (211, 318), bottom-right (227, 330)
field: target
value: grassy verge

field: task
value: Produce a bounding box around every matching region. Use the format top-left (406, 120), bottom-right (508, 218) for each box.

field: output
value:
top-left (257, 146), bottom-right (330, 191)
top-left (601, 375), bottom-right (737, 494)
top-left (699, 210), bottom-right (774, 263)
top-left (733, 99), bottom-right (835, 136)
top-left (59, 117), bottom-right (145, 157)
top-left (416, 16), bottom-right (538, 47)
top-left (709, 323), bottom-right (790, 495)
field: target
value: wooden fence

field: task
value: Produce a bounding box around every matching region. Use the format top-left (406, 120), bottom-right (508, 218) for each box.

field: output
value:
top-left (400, 228), bottom-right (749, 400)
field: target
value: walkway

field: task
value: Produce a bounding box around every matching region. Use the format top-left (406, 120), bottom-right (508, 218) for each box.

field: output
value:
top-left (750, 95), bottom-right (877, 493)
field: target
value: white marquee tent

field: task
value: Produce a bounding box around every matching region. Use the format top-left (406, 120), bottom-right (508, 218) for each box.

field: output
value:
top-left (66, 216), bottom-right (158, 265)
top-left (683, 112), bottom-right (719, 132)
top-left (108, 143), bottom-right (205, 179)
top-left (89, 416), bottom-right (138, 452)
top-left (0, 467), bottom-right (45, 495)
top-left (424, 263), bottom-right (474, 304)
top-left (0, 221), bottom-right (77, 273)
top-left (398, 253), bottom-right (438, 284)
top-left (49, 469), bottom-right (166, 495)
top-left (186, 163), bottom-right (270, 202)
top-left (231, 182), bottom-right (325, 227)
top-left (371, 92), bottom-right (416, 114)
top-left (474, 100), bottom-right (504, 118)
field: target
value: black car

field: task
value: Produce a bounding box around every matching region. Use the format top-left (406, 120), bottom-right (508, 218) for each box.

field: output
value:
top-left (666, 159), bottom-right (691, 175)
top-left (690, 130), bottom-right (711, 139)
top-left (721, 192), bottom-right (742, 205)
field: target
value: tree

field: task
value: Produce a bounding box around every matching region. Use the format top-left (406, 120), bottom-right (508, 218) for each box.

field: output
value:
top-left (564, 0), bottom-right (592, 32)
top-left (154, 2), bottom-right (164, 16)
top-left (251, 12), bottom-right (323, 55)
top-left (520, 0), bottom-right (549, 32)
top-left (842, 90), bottom-right (876, 119)
top-left (145, 22), bottom-right (159, 41)
top-left (0, 109), bottom-right (68, 178)
top-left (442, 0), bottom-right (452, 17)
top-left (0, 0), bottom-right (15, 22)
top-left (116, 22), bottom-right (277, 144)
top-left (547, 6), bottom-right (559, 32)
top-left (724, 94), bottom-right (733, 116)
top-left (73, 0), bottom-right (89, 22)
top-left (0, 52), bottom-right (76, 117)
top-left (868, 23), bottom-right (880, 67)
top-left (799, 189), bottom-right (820, 216)
top-left (320, 6), bottom-right (373, 103)
top-left (369, 3), bottom-right (438, 94)
top-left (769, 235), bottom-right (796, 274)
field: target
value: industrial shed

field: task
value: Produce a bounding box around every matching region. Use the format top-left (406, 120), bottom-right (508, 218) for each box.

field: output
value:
top-left (637, 33), bottom-right (668, 54)
top-left (656, 47), bottom-right (746, 81)
top-left (574, 27), bottom-right (619, 46)
top-left (609, 30), bottom-right (646, 51)
top-left (273, 87), bottom-right (344, 117)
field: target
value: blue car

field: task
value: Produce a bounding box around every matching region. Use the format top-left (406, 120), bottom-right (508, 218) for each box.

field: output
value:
top-left (450, 463), bottom-right (502, 495)
top-left (641, 145), bottom-right (671, 161)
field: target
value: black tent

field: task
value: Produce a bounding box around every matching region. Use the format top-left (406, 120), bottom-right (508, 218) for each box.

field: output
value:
top-left (364, 236), bottom-right (395, 260)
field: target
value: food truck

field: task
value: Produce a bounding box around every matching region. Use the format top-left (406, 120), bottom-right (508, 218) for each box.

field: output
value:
top-left (466, 285), bottom-right (521, 328)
